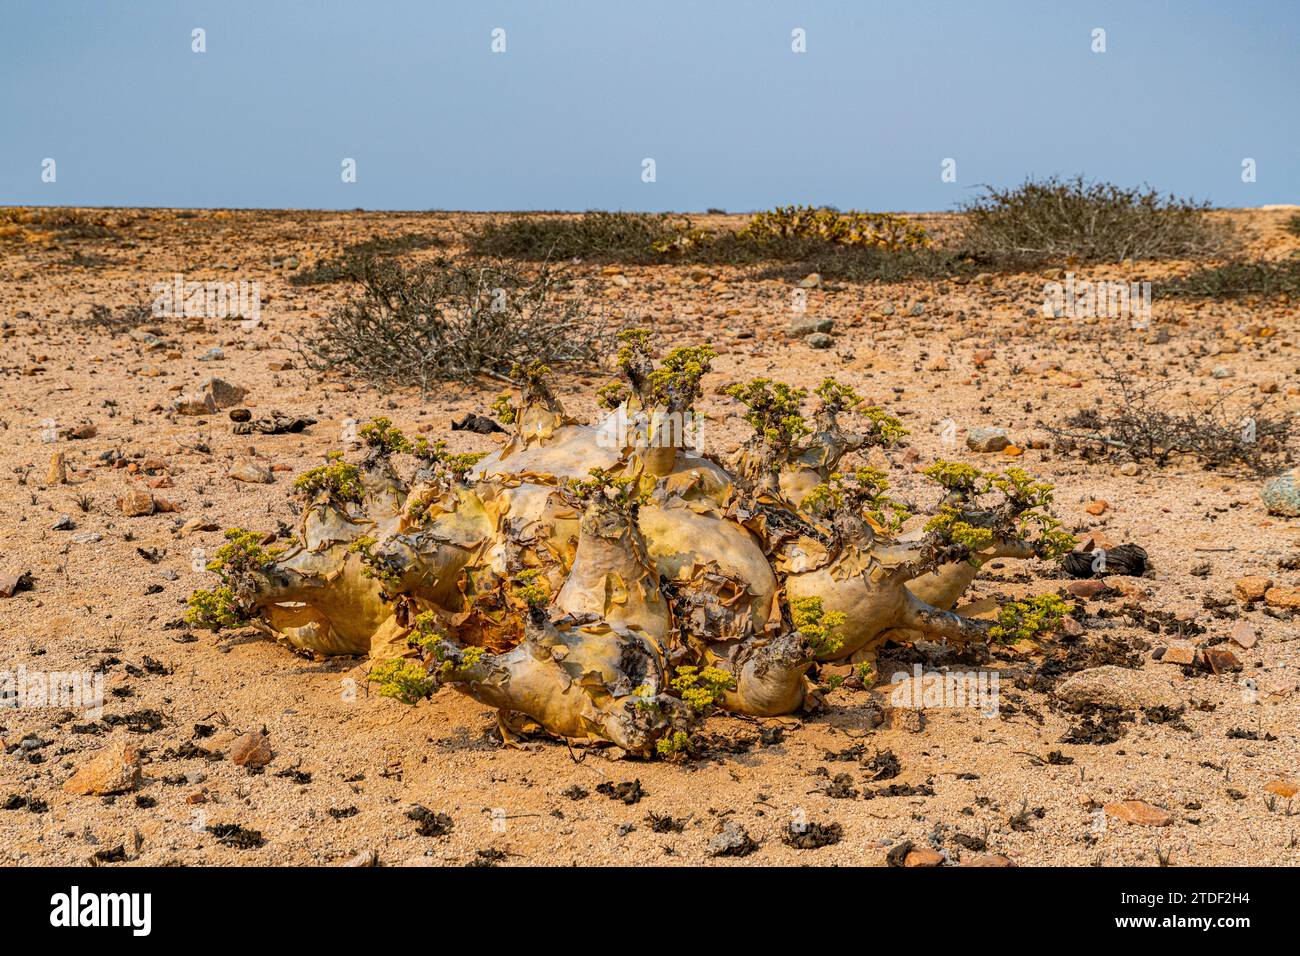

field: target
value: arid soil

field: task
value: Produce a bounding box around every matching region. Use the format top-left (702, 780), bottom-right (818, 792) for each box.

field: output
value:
top-left (1, 208), bottom-right (1297, 867)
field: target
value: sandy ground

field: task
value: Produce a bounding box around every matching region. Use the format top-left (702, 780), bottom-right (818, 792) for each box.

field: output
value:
top-left (0, 208), bottom-right (1297, 867)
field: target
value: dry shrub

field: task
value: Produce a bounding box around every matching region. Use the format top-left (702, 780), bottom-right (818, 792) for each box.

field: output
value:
top-left (1157, 256), bottom-right (1300, 300)
top-left (76, 302), bottom-right (153, 332)
top-left (752, 244), bottom-right (969, 283)
top-left (466, 212), bottom-right (685, 263)
top-left (289, 232), bottom-right (446, 286)
top-left (1047, 362), bottom-right (1292, 473)
top-left (958, 176), bottom-right (1233, 267)
top-left (299, 256), bottom-right (608, 390)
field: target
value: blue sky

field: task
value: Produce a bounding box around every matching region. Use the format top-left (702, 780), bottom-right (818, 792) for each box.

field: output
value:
top-left (1, 0), bottom-right (1296, 211)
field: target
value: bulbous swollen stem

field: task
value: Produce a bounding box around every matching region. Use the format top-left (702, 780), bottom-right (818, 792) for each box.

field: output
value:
top-left (723, 630), bottom-right (816, 717)
top-left (434, 612), bottom-right (690, 756)
top-left (896, 534), bottom-right (1036, 611)
top-left (897, 590), bottom-right (991, 644)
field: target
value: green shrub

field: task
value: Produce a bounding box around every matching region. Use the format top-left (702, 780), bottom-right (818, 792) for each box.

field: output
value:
top-left (184, 529), bottom-right (282, 630)
top-left (467, 209), bottom-right (961, 282)
top-left (989, 594), bottom-right (1071, 644)
top-left (368, 658), bottom-right (435, 704)
top-left (670, 665), bottom-right (735, 713)
top-left (737, 206), bottom-right (930, 251)
top-left (790, 596), bottom-right (846, 656)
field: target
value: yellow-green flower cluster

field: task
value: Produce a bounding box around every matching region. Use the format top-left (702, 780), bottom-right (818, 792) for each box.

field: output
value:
top-left (790, 596), bottom-right (847, 656)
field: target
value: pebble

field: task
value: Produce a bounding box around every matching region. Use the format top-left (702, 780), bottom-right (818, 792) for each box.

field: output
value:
top-left (1234, 576), bottom-right (1272, 602)
top-left (966, 427), bottom-right (1010, 453)
top-left (1104, 800), bottom-right (1174, 827)
top-left (63, 740), bottom-right (142, 796)
top-left (788, 318), bottom-right (833, 337)
top-left (229, 460), bottom-right (273, 484)
top-left (1055, 665), bottom-right (1183, 711)
top-left (904, 847), bottom-right (944, 867)
top-left (174, 377), bottom-right (248, 416)
top-left (1229, 621), bottom-right (1258, 649)
top-left (230, 730), bottom-right (273, 768)
top-left (118, 489), bottom-right (156, 517)
top-left (1262, 468), bottom-right (1300, 517)
top-left (706, 820), bottom-right (756, 858)
top-left (1264, 587), bottom-right (1300, 610)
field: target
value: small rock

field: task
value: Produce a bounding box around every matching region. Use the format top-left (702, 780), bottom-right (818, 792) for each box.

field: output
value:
top-left (1066, 579), bottom-right (1109, 599)
top-left (229, 460), bottom-right (273, 484)
top-left (1229, 621), bottom-right (1258, 649)
top-left (966, 427), bottom-right (1010, 453)
top-left (174, 377), bottom-right (248, 416)
top-left (230, 730), bottom-right (273, 768)
top-left (1161, 643), bottom-right (1198, 666)
top-left (707, 820), bottom-right (757, 858)
top-left (0, 572), bottom-right (34, 598)
top-left (1103, 800), bottom-right (1174, 827)
top-left (181, 518), bottom-right (221, 536)
top-left (1119, 462), bottom-right (1140, 476)
top-left (787, 317), bottom-right (833, 337)
top-left (63, 740), bottom-right (142, 796)
top-left (904, 847), bottom-right (945, 867)
top-left (1264, 586), bottom-right (1300, 610)
top-left (46, 452), bottom-right (67, 486)
top-left (1264, 779), bottom-right (1299, 799)
top-left (962, 853), bottom-right (1015, 867)
top-left (1084, 500), bottom-right (1109, 516)
top-left (805, 332), bottom-right (834, 349)
top-left (1234, 576), bottom-right (1273, 602)
top-left (1055, 665), bottom-right (1183, 711)
top-left (117, 489), bottom-right (156, 517)
top-left (1201, 647), bottom-right (1241, 674)
top-left (1262, 468), bottom-right (1300, 517)
top-left (343, 849), bottom-right (379, 867)
top-left (797, 273), bottom-right (821, 289)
